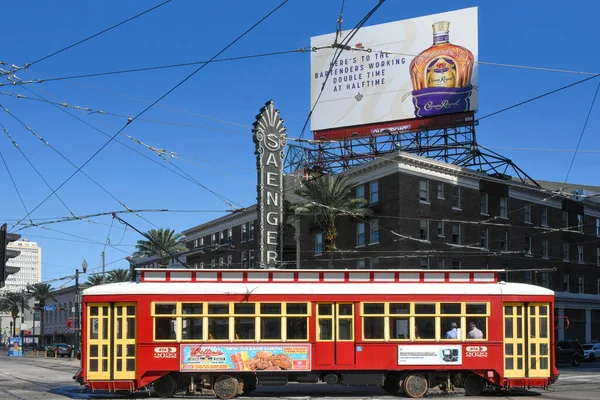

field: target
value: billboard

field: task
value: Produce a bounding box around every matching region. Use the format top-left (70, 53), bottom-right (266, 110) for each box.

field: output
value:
top-left (310, 7), bottom-right (478, 137)
top-left (180, 344), bottom-right (311, 372)
top-left (397, 345), bottom-right (462, 366)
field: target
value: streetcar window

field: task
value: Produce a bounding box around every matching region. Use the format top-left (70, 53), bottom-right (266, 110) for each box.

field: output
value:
top-left (261, 303), bottom-right (281, 314)
top-left (319, 319), bottom-right (333, 340)
top-left (261, 317), bottom-right (282, 340)
top-left (415, 303), bottom-right (436, 314)
top-left (389, 303), bottom-right (410, 314)
top-left (318, 304), bottom-right (333, 315)
top-left (90, 306), bottom-right (99, 316)
top-left (364, 317), bottom-right (385, 339)
top-left (208, 303), bottom-right (229, 315)
top-left (390, 317), bottom-right (409, 339)
top-left (441, 303), bottom-right (461, 314)
top-left (182, 318), bottom-right (203, 340)
top-left (182, 303), bottom-right (204, 315)
top-left (234, 317), bottom-right (255, 340)
top-left (363, 303), bottom-right (385, 314)
top-left (338, 319), bottom-right (353, 340)
top-left (155, 318), bottom-right (176, 340)
top-left (339, 304), bottom-right (353, 316)
top-left (208, 317), bottom-right (229, 340)
top-left (154, 304), bottom-right (177, 315)
top-left (234, 303), bottom-right (256, 314)
top-left (441, 318), bottom-right (461, 340)
top-left (466, 303), bottom-right (487, 314)
top-left (287, 317), bottom-right (308, 340)
top-left (415, 317), bottom-right (435, 339)
top-left (286, 303), bottom-right (308, 314)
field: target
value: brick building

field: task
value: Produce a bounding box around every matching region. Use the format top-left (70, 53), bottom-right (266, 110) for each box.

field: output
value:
top-left (164, 152), bottom-right (600, 342)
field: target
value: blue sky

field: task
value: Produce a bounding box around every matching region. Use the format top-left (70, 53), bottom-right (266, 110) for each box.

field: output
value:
top-left (1, 0), bottom-right (599, 285)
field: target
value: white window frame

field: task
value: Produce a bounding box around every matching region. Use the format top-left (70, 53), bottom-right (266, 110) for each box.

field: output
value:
top-left (369, 181), bottom-right (379, 205)
top-left (541, 207), bottom-right (548, 227)
top-left (577, 214), bottom-right (584, 232)
top-left (524, 203), bottom-right (532, 224)
top-left (437, 221), bottom-right (445, 237)
top-left (563, 242), bottom-right (570, 262)
top-left (562, 210), bottom-right (569, 229)
top-left (499, 197), bottom-right (508, 219)
top-left (420, 219), bottom-right (429, 241)
top-left (452, 186), bottom-right (461, 210)
top-left (480, 228), bottom-right (488, 249)
top-left (356, 222), bottom-right (366, 247)
top-left (451, 223), bottom-right (461, 245)
top-left (480, 192), bottom-right (489, 215)
top-left (524, 234), bottom-right (532, 256)
top-left (437, 182), bottom-right (444, 199)
top-left (315, 232), bottom-right (323, 256)
top-left (241, 223), bottom-right (247, 242)
top-left (218, 257), bottom-right (224, 266)
top-left (578, 275), bottom-right (585, 294)
top-left (541, 238), bottom-right (549, 259)
top-left (578, 244), bottom-right (584, 264)
top-left (370, 219), bottom-right (379, 244)
top-left (227, 254), bottom-right (233, 266)
top-left (419, 179), bottom-right (429, 203)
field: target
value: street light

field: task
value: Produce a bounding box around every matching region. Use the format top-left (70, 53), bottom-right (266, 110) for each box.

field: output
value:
top-left (73, 259), bottom-right (87, 358)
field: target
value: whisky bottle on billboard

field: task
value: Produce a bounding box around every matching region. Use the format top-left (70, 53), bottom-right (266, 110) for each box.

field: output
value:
top-left (409, 21), bottom-right (474, 117)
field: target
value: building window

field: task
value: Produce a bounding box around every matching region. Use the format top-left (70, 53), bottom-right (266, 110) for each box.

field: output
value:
top-left (541, 207), bottom-right (548, 227)
top-left (249, 221), bottom-right (255, 240)
top-left (219, 231), bottom-right (225, 241)
top-left (199, 262), bottom-right (204, 269)
top-left (578, 244), bottom-right (584, 264)
top-left (420, 257), bottom-right (429, 269)
top-left (218, 257), bottom-right (224, 267)
top-left (211, 259), bottom-right (216, 268)
top-left (369, 181), bottom-right (379, 205)
top-left (249, 250), bottom-right (255, 267)
top-left (356, 184), bottom-right (365, 202)
top-left (370, 257), bottom-right (379, 269)
top-left (480, 229), bottom-right (488, 249)
top-left (356, 259), bottom-right (366, 269)
top-left (419, 179), bottom-right (429, 202)
top-left (541, 271), bottom-right (548, 288)
top-left (541, 238), bottom-right (548, 258)
top-left (437, 182), bottom-right (444, 199)
top-left (524, 234), bottom-right (532, 255)
top-left (597, 218), bottom-right (600, 236)
top-left (419, 219), bottom-right (429, 241)
top-left (227, 229), bottom-right (233, 242)
top-left (452, 186), bottom-right (461, 209)
top-left (211, 233), bottom-right (216, 243)
top-left (356, 222), bottom-right (366, 247)
top-left (525, 271), bottom-right (532, 284)
top-left (563, 242), bottom-right (570, 262)
top-left (499, 197), bottom-right (508, 218)
top-left (451, 223), bottom-right (461, 245)
top-left (194, 239), bottom-right (199, 248)
top-left (227, 255), bottom-right (233, 266)
top-left (241, 252), bottom-right (247, 268)
top-left (563, 273), bottom-right (570, 292)
top-left (597, 248), bottom-right (600, 267)
top-left (500, 231), bottom-right (508, 252)
top-left (370, 219), bottom-right (379, 244)
top-left (452, 259), bottom-right (462, 269)
top-left (315, 233), bottom-right (323, 256)
top-left (437, 259), bottom-right (445, 268)
top-left (437, 221), bottom-right (444, 237)
top-left (480, 193), bottom-right (488, 215)
top-left (562, 210), bottom-right (569, 229)
top-left (579, 275), bottom-right (585, 294)
top-left (524, 204), bottom-right (532, 223)
top-left (241, 224), bottom-right (247, 242)
top-left (577, 214), bottom-right (584, 232)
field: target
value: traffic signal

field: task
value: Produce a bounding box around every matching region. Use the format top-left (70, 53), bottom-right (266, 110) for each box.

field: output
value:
top-left (1, 223), bottom-right (21, 288)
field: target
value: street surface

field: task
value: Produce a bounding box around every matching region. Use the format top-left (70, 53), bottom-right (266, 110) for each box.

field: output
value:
top-left (1, 351), bottom-right (599, 399)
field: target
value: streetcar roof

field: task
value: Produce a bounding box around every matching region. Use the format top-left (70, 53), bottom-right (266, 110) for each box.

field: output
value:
top-left (82, 281), bottom-right (554, 297)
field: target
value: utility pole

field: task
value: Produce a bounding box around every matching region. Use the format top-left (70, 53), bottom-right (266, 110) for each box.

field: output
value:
top-left (74, 259), bottom-right (87, 358)
top-left (20, 291), bottom-right (25, 344)
top-left (101, 251), bottom-right (105, 284)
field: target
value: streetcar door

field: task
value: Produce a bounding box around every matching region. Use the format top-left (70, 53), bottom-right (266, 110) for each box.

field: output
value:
top-left (86, 303), bottom-right (136, 381)
top-left (315, 303), bottom-right (356, 366)
top-left (503, 304), bottom-right (526, 378)
top-left (527, 303), bottom-right (550, 378)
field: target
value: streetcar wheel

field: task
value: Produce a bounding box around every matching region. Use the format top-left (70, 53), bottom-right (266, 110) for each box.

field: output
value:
top-left (403, 373), bottom-right (428, 398)
top-left (214, 375), bottom-right (239, 399)
top-left (153, 374), bottom-right (177, 398)
top-left (463, 373), bottom-right (484, 396)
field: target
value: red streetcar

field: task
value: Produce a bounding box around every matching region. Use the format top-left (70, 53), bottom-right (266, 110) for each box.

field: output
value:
top-left (75, 269), bottom-right (558, 398)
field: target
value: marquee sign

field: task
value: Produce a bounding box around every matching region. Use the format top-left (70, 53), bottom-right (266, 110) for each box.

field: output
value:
top-left (253, 100), bottom-right (286, 268)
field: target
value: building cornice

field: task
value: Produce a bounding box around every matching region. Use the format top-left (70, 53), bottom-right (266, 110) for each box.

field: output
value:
top-left (182, 206), bottom-right (257, 238)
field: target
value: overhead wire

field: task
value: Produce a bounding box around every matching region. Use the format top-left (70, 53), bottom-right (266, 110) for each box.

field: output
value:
top-left (0, 134), bottom-right (32, 224)
top-left (9, 0), bottom-right (291, 227)
top-left (26, 1), bottom-right (173, 68)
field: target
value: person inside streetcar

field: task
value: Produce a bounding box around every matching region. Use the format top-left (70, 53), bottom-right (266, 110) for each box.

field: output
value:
top-left (445, 322), bottom-right (458, 339)
top-left (467, 321), bottom-right (484, 339)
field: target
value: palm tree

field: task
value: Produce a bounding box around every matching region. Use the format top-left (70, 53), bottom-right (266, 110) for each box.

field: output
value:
top-left (289, 174), bottom-right (372, 266)
top-left (132, 228), bottom-right (187, 264)
top-left (108, 268), bottom-right (131, 283)
top-left (82, 274), bottom-right (105, 288)
top-left (0, 291), bottom-right (30, 337)
top-left (26, 283), bottom-right (55, 345)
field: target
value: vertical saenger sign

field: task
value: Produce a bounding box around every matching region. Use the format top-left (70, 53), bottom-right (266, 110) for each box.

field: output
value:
top-left (253, 100), bottom-right (286, 268)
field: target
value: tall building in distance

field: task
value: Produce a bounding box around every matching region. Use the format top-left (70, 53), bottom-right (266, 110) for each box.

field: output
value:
top-left (2, 239), bottom-right (42, 292)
